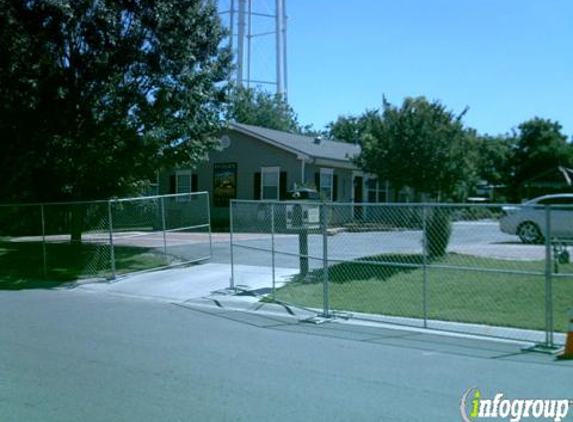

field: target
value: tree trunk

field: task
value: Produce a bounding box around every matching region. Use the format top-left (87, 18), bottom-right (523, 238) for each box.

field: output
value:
top-left (393, 185), bottom-right (402, 203)
top-left (70, 204), bottom-right (85, 244)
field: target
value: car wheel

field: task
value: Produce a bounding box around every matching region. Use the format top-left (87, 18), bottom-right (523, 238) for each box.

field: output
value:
top-left (517, 222), bottom-right (543, 244)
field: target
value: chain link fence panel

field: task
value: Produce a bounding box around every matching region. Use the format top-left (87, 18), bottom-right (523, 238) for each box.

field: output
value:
top-left (324, 204), bottom-right (426, 326)
top-left (44, 201), bottom-right (112, 280)
top-left (0, 204), bottom-right (46, 282)
top-left (0, 193), bottom-right (211, 286)
top-left (230, 200), bottom-right (572, 345)
top-left (229, 201), bottom-right (275, 292)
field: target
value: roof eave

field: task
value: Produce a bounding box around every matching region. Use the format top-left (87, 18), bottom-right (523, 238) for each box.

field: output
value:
top-left (313, 157), bottom-right (359, 170)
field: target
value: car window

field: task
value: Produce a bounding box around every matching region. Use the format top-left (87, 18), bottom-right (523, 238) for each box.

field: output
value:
top-left (538, 197), bottom-right (573, 205)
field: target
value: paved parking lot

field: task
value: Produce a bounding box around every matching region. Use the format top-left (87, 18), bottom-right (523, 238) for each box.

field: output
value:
top-left (168, 221), bottom-right (548, 269)
top-left (14, 220), bottom-right (547, 267)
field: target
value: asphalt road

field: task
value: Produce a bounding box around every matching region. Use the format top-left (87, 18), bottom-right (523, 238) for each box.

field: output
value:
top-left (1, 289), bottom-right (571, 422)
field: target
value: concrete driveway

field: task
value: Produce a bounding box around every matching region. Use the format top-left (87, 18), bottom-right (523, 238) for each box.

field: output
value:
top-left (79, 263), bottom-right (297, 302)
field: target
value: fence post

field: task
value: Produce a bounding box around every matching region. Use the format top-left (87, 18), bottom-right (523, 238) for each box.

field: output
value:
top-left (207, 193), bottom-right (213, 259)
top-left (422, 205), bottom-right (429, 329)
top-left (40, 204), bottom-right (47, 278)
top-left (321, 202), bottom-right (330, 318)
top-left (108, 200), bottom-right (117, 280)
top-left (544, 205), bottom-right (554, 348)
top-left (161, 196), bottom-right (168, 256)
top-left (229, 200), bottom-right (235, 290)
top-left (271, 202), bottom-right (276, 300)
top-left (293, 204), bottom-right (309, 276)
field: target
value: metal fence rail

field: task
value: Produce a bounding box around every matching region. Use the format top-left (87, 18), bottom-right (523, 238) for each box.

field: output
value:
top-left (0, 192), bottom-right (212, 282)
top-left (230, 200), bottom-right (573, 347)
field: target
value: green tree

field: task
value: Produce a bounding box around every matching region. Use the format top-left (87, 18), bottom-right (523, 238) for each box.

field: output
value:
top-left (227, 86), bottom-right (303, 133)
top-left (508, 117), bottom-right (573, 199)
top-left (357, 97), bottom-right (476, 202)
top-left (473, 133), bottom-right (513, 188)
top-left (325, 110), bottom-right (380, 144)
top-left (0, 0), bottom-right (230, 203)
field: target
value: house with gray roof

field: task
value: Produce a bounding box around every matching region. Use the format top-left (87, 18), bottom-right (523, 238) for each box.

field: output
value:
top-left (159, 122), bottom-right (390, 226)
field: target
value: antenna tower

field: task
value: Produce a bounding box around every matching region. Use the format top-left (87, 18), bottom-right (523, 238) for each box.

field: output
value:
top-left (220, 0), bottom-right (288, 97)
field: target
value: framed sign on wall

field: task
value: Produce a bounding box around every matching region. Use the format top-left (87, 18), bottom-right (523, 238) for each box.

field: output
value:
top-left (213, 163), bottom-right (237, 207)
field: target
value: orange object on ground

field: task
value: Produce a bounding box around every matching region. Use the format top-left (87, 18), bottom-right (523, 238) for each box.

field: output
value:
top-left (557, 309), bottom-right (573, 360)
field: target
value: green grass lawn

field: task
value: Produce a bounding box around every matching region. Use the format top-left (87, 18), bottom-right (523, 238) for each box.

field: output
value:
top-left (275, 253), bottom-right (573, 332)
top-left (0, 240), bottom-right (169, 290)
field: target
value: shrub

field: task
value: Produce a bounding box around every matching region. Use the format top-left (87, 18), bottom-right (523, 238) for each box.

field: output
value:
top-left (426, 207), bottom-right (452, 259)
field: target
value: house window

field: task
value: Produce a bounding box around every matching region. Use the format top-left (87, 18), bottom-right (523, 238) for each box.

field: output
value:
top-left (367, 178), bottom-right (387, 203)
top-left (170, 170), bottom-right (198, 200)
top-left (261, 167), bottom-right (280, 200)
top-left (320, 168), bottom-right (334, 201)
top-left (176, 170), bottom-right (192, 194)
top-left (254, 170), bottom-right (287, 200)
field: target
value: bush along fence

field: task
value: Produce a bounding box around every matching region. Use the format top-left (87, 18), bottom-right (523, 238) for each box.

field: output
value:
top-left (0, 192), bottom-right (212, 284)
top-left (229, 200), bottom-right (573, 348)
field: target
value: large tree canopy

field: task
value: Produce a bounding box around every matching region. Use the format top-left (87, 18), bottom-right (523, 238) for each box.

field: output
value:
top-left (226, 86), bottom-right (304, 133)
top-left (507, 117), bottom-right (573, 198)
top-left (325, 110), bottom-right (380, 144)
top-left (474, 135), bottom-right (512, 185)
top-left (0, 0), bottom-right (230, 203)
top-left (357, 97), bottom-right (476, 201)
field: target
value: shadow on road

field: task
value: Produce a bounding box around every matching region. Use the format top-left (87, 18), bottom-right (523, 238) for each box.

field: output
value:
top-left (175, 302), bottom-right (568, 367)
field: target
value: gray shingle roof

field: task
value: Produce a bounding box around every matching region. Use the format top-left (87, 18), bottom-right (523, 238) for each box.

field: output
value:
top-left (230, 123), bottom-right (361, 162)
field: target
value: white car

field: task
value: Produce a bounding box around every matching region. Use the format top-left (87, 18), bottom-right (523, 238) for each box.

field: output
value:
top-left (499, 194), bottom-right (573, 243)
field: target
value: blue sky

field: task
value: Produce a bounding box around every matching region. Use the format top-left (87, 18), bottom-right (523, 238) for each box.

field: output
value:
top-left (221, 0), bottom-right (573, 137)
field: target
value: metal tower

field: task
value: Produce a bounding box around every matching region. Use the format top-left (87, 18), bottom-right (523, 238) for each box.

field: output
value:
top-left (220, 0), bottom-right (288, 97)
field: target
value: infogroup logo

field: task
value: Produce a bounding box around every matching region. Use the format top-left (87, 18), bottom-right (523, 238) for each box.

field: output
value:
top-left (460, 387), bottom-right (572, 422)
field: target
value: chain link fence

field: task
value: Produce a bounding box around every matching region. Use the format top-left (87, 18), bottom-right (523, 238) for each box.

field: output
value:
top-left (0, 192), bottom-right (211, 284)
top-left (230, 200), bottom-right (573, 347)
